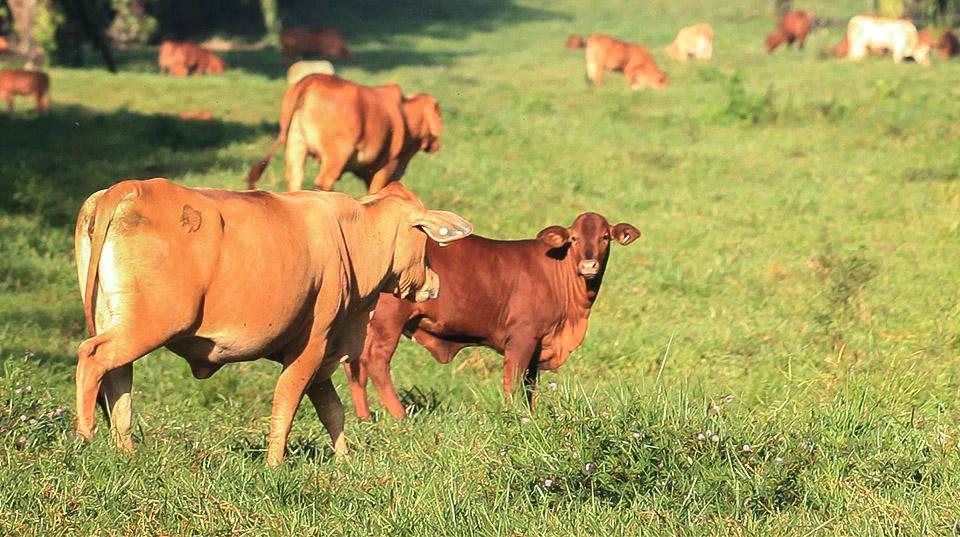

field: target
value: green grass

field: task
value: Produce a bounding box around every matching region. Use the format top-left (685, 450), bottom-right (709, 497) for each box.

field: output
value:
top-left (3, 0), bottom-right (960, 534)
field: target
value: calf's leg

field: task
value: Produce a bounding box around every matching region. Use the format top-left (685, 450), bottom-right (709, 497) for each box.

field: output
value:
top-left (502, 335), bottom-right (540, 407)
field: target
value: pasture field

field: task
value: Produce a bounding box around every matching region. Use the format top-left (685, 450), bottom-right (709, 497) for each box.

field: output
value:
top-left (3, 0), bottom-right (960, 534)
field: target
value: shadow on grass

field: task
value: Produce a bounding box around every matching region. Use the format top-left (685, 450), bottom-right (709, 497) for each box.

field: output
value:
top-left (0, 104), bottom-right (269, 228)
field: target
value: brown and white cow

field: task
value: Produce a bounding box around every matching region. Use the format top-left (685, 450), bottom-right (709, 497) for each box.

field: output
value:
top-left (347, 212), bottom-right (640, 420)
top-left (664, 23), bottom-right (714, 61)
top-left (282, 27), bottom-right (353, 66)
top-left (766, 10), bottom-right (814, 53)
top-left (246, 74), bottom-right (442, 193)
top-left (919, 27), bottom-right (959, 60)
top-left (74, 179), bottom-right (472, 465)
top-left (585, 34), bottom-right (668, 90)
top-left (0, 69), bottom-right (49, 114)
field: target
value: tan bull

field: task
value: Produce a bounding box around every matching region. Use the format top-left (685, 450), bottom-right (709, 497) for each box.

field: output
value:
top-left (74, 179), bottom-right (472, 466)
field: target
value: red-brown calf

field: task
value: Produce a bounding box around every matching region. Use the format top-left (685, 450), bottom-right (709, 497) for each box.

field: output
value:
top-left (347, 212), bottom-right (640, 420)
top-left (0, 69), bottom-right (49, 114)
top-left (767, 11), bottom-right (814, 53)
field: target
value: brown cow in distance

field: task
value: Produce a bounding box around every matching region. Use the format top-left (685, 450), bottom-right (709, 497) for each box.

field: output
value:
top-left (585, 34), bottom-right (669, 90)
top-left (347, 213), bottom-right (640, 421)
top-left (919, 28), bottom-right (960, 60)
top-left (282, 27), bottom-right (353, 66)
top-left (767, 10), bottom-right (814, 53)
top-left (0, 69), bottom-right (50, 114)
top-left (158, 41), bottom-right (227, 76)
top-left (246, 74), bottom-right (443, 193)
top-left (74, 179), bottom-right (472, 465)
top-left (566, 34), bottom-right (585, 49)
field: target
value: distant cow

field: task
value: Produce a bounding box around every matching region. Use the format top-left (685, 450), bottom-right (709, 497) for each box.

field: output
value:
top-left (585, 34), bottom-right (669, 90)
top-left (286, 60), bottom-right (335, 86)
top-left (0, 36), bottom-right (9, 54)
top-left (158, 41), bottom-right (227, 76)
top-left (74, 179), bottom-right (472, 465)
top-left (0, 69), bottom-right (49, 114)
top-left (177, 110), bottom-right (213, 121)
top-left (282, 27), bottom-right (353, 66)
top-left (247, 74), bottom-right (443, 193)
top-left (566, 34), bottom-right (585, 49)
top-left (767, 10), bottom-right (814, 53)
top-left (830, 33), bottom-right (888, 58)
top-left (919, 27), bottom-right (960, 60)
top-left (847, 15), bottom-right (929, 65)
top-left (347, 213), bottom-right (640, 420)
top-left (664, 23), bottom-right (714, 61)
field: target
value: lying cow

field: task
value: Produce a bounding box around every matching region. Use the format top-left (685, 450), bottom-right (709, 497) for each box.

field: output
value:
top-left (286, 60), bottom-right (335, 86)
top-left (74, 179), bottom-right (471, 465)
top-left (585, 34), bottom-right (669, 90)
top-left (566, 34), bottom-right (585, 49)
top-left (766, 10), bottom-right (814, 53)
top-left (919, 27), bottom-right (960, 60)
top-left (663, 23), bottom-right (714, 61)
top-left (247, 74), bottom-right (442, 193)
top-left (0, 69), bottom-right (50, 114)
top-left (846, 15), bottom-right (929, 65)
top-left (347, 212), bottom-right (640, 420)
top-left (282, 27), bottom-right (353, 66)
top-left (158, 41), bottom-right (227, 76)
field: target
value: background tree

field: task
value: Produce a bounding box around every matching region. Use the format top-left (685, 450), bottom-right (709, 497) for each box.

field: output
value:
top-left (876, 0), bottom-right (905, 17)
top-left (258, 0), bottom-right (280, 46)
top-left (773, 0), bottom-right (793, 19)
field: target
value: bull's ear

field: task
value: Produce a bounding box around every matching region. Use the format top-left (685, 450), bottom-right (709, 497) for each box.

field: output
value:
top-left (611, 223), bottom-right (640, 245)
top-left (413, 210), bottom-right (473, 244)
top-left (537, 225), bottom-right (570, 248)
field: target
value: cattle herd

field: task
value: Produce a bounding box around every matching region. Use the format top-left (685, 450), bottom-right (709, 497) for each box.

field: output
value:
top-left (0, 12), bottom-right (955, 465)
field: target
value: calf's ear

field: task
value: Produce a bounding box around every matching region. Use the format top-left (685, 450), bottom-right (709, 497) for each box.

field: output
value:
top-left (413, 210), bottom-right (473, 244)
top-left (611, 223), bottom-right (640, 245)
top-left (537, 225), bottom-right (570, 248)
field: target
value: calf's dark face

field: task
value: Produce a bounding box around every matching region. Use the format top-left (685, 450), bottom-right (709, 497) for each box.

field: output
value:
top-left (537, 213), bottom-right (640, 279)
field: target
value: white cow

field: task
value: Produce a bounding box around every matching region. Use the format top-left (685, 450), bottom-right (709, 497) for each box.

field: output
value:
top-left (847, 15), bottom-right (930, 65)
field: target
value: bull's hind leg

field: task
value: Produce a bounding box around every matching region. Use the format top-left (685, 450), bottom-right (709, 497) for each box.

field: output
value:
top-left (350, 313), bottom-right (406, 420)
top-left (75, 330), bottom-right (161, 445)
top-left (99, 364), bottom-right (134, 452)
top-left (311, 144), bottom-right (352, 191)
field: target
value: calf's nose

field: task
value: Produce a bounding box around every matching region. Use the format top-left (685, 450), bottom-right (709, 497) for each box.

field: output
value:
top-left (579, 259), bottom-right (600, 275)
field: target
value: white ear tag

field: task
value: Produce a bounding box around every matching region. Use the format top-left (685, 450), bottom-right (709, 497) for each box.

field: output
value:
top-left (439, 227), bottom-right (449, 236)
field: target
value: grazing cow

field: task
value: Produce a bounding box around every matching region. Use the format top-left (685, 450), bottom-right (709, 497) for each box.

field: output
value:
top-left (664, 23), bottom-right (714, 61)
top-left (585, 34), bottom-right (669, 90)
top-left (0, 36), bottom-right (9, 54)
top-left (0, 69), bottom-right (49, 114)
top-left (246, 74), bottom-right (443, 193)
top-left (282, 27), bottom-right (353, 66)
top-left (286, 60), bottom-right (335, 86)
top-left (566, 34), bottom-right (585, 49)
top-left (919, 27), bottom-right (960, 60)
top-left (177, 110), bottom-right (213, 121)
top-left (766, 10), bottom-right (814, 53)
top-left (158, 41), bottom-right (227, 76)
top-left (847, 15), bottom-right (929, 65)
top-left (73, 179), bottom-right (472, 466)
top-left (348, 213), bottom-right (640, 420)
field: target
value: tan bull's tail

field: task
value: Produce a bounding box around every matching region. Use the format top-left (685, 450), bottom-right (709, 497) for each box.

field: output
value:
top-left (245, 83), bottom-right (303, 190)
top-left (81, 184), bottom-right (135, 337)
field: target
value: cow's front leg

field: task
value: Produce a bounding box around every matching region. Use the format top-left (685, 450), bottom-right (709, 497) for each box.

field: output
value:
top-left (502, 334), bottom-right (541, 408)
top-left (266, 343), bottom-right (325, 467)
top-left (306, 378), bottom-right (347, 457)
